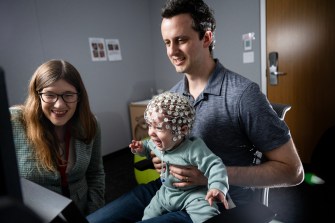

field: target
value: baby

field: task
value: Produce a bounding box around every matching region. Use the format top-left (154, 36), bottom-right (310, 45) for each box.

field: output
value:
top-left (129, 91), bottom-right (229, 223)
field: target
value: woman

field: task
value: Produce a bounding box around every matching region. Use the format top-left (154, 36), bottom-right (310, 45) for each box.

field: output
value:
top-left (10, 59), bottom-right (105, 215)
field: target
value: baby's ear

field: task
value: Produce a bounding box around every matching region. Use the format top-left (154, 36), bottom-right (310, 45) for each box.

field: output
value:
top-left (181, 125), bottom-right (189, 135)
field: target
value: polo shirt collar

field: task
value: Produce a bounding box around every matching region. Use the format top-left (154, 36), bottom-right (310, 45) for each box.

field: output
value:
top-left (182, 59), bottom-right (225, 98)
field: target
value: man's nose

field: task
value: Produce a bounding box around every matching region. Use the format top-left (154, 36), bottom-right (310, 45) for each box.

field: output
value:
top-left (168, 42), bottom-right (179, 56)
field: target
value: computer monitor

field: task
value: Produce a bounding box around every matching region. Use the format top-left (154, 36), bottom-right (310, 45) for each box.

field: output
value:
top-left (0, 67), bottom-right (23, 202)
top-left (0, 67), bottom-right (43, 222)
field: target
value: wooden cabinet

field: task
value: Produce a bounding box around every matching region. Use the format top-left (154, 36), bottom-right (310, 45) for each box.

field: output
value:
top-left (129, 100), bottom-right (150, 140)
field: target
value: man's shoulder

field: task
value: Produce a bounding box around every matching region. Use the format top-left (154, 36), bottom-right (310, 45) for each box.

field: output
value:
top-left (221, 66), bottom-right (253, 87)
top-left (216, 69), bottom-right (260, 104)
top-left (210, 60), bottom-right (256, 93)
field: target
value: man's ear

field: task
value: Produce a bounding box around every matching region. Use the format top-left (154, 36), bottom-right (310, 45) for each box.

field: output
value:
top-left (203, 30), bottom-right (213, 48)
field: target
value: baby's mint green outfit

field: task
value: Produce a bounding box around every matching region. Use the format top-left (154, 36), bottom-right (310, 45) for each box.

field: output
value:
top-left (138, 137), bottom-right (229, 223)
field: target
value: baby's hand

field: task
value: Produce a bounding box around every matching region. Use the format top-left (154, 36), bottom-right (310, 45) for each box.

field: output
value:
top-left (129, 140), bottom-right (143, 154)
top-left (205, 189), bottom-right (229, 209)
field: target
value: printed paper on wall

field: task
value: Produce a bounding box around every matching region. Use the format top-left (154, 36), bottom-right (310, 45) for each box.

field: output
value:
top-left (89, 38), bottom-right (107, 61)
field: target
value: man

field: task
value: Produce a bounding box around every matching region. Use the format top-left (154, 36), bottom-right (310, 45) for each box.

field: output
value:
top-left (87, 1), bottom-right (304, 222)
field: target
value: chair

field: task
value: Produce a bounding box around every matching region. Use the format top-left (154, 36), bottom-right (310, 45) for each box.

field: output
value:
top-left (134, 103), bottom-right (291, 206)
top-left (270, 102), bottom-right (291, 121)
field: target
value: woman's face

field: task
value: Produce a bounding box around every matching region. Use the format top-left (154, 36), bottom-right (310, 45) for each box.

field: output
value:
top-left (39, 79), bottom-right (78, 127)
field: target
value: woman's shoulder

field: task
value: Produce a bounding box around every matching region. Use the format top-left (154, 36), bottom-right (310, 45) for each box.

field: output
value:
top-left (9, 106), bottom-right (26, 133)
top-left (93, 115), bottom-right (101, 130)
top-left (9, 105), bottom-right (24, 117)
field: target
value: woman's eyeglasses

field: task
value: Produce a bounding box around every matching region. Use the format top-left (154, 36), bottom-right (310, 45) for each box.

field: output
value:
top-left (38, 92), bottom-right (80, 103)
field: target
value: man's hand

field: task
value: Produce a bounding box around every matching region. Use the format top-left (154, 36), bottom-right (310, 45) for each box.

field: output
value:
top-left (151, 151), bottom-right (208, 187)
top-left (169, 164), bottom-right (208, 187)
top-left (151, 151), bottom-right (163, 173)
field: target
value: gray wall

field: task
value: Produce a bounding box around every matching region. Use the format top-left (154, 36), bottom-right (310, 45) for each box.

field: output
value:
top-left (0, 0), bottom-right (261, 155)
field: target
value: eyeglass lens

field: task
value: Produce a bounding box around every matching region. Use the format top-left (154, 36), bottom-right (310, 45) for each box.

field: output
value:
top-left (40, 93), bottom-right (79, 103)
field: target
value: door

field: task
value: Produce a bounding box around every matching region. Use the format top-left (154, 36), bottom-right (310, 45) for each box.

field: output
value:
top-left (266, 0), bottom-right (335, 163)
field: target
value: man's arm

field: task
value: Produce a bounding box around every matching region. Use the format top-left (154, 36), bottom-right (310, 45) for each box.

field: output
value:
top-left (227, 138), bottom-right (304, 188)
top-left (160, 138), bottom-right (304, 188)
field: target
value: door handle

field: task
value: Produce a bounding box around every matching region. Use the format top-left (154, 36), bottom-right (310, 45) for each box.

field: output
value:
top-left (269, 52), bottom-right (286, 85)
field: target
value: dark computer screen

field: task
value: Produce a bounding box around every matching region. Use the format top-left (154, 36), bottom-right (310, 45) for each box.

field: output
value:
top-left (0, 67), bottom-right (23, 202)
